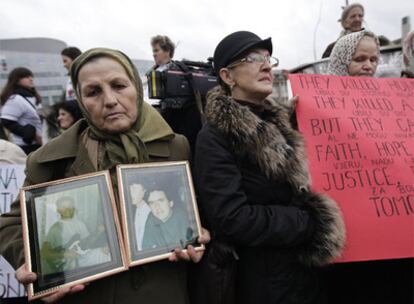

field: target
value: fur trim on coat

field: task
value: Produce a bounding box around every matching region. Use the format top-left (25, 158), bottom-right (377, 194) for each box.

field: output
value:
top-left (205, 87), bottom-right (310, 191)
top-left (204, 87), bottom-right (345, 266)
top-left (298, 192), bottom-right (346, 266)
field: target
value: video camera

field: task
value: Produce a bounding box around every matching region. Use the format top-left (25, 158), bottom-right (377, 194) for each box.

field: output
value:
top-left (146, 59), bottom-right (218, 100)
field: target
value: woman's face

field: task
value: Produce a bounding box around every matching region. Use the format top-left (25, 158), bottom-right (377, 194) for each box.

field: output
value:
top-left (343, 7), bottom-right (364, 32)
top-left (348, 37), bottom-right (379, 77)
top-left (17, 75), bottom-right (34, 89)
top-left (57, 108), bottom-right (75, 130)
top-left (78, 57), bottom-right (138, 133)
top-left (224, 48), bottom-right (273, 103)
top-left (62, 55), bottom-right (73, 71)
top-left (152, 43), bottom-right (171, 66)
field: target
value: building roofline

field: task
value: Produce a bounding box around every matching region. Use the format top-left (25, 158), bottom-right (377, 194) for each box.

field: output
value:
top-left (0, 37), bottom-right (68, 53)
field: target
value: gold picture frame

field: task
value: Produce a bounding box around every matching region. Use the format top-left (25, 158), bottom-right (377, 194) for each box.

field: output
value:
top-left (117, 161), bottom-right (204, 266)
top-left (20, 171), bottom-right (127, 301)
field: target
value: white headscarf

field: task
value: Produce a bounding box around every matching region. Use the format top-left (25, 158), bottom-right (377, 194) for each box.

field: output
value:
top-left (327, 30), bottom-right (379, 76)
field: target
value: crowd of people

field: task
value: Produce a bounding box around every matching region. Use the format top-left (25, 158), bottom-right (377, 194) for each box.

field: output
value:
top-left (0, 46), bottom-right (84, 155)
top-left (0, 2), bottom-right (413, 304)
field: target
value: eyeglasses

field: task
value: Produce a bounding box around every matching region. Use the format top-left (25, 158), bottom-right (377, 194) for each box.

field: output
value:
top-left (227, 53), bottom-right (279, 68)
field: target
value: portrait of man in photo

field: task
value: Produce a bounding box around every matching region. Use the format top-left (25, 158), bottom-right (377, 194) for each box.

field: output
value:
top-left (119, 163), bottom-right (203, 266)
top-left (141, 183), bottom-right (194, 251)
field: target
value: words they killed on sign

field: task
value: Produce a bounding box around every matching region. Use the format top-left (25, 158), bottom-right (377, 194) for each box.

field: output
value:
top-left (289, 74), bottom-right (414, 262)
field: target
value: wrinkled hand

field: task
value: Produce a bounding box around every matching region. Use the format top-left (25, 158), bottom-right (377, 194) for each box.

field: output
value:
top-left (169, 228), bottom-right (211, 263)
top-left (15, 264), bottom-right (85, 303)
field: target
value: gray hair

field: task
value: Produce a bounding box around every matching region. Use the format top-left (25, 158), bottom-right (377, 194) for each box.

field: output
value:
top-left (340, 3), bottom-right (364, 29)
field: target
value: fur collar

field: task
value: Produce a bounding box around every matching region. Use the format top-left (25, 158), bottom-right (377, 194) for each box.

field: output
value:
top-left (205, 88), bottom-right (310, 192)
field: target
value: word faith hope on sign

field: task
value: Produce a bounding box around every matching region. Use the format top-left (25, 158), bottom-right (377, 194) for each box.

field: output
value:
top-left (289, 74), bottom-right (414, 263)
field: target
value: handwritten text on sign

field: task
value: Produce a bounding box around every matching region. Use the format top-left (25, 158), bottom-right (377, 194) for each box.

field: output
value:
top-left (0, 165), bottom-right (26, 298)
top-left (0, 256), bottom-right (25, 298)
top-left (289, 74), bottom-right (414, 262)
top-left (0, 165), bottom-right (26, 215)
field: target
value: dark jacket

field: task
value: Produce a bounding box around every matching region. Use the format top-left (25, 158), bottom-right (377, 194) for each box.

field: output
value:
top-left (322, 41), bottom-right (336, 58)
top-left (142, 206), bottom-right (191, 250)
top-left (192, 89), bottom-right (345, 304)
top-left (0, 119), bottom-right (191, 304)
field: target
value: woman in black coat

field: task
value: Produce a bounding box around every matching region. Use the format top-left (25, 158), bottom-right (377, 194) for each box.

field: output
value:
top-left (192, 31), bottom-right (346, 304)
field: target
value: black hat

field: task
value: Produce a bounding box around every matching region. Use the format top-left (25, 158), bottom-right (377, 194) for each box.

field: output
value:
top-left (213, 31), bottom-right (272, 74)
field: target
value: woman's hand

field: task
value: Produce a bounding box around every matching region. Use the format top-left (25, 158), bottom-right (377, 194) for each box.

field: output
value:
top-left (168, 228), bottom-right (211, 263)
top-left (15, 264), bottom-right (85, 303)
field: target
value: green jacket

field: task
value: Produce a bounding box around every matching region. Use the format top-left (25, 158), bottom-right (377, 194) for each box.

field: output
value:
top-left (0, 120), bottom-right (191, 304)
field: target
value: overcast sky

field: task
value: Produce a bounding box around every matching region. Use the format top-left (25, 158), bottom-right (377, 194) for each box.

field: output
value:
top-left (1, 0), bottom-right (413, 69)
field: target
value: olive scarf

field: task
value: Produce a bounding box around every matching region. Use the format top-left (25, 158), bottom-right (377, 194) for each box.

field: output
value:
top-left (70, 48), bottom-right (174, 170)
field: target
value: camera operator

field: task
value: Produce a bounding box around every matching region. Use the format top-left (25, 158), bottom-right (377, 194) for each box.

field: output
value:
top-left (150, 35), bottom-right (202, 155)
top-left (151, 35), bottom-right (175, 71)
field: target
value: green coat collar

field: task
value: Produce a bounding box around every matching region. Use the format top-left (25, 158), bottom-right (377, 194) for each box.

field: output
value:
top-left (36, 120), bottom-right (172, 164)
top-left (36, 120), bottom-right (85, 163)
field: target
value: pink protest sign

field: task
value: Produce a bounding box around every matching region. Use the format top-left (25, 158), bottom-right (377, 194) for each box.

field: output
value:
top-left (289, 74), bottom-right (414, 262)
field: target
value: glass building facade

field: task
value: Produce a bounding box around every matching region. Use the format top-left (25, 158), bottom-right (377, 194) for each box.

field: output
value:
top-left (0, 38), bottom-right (68, 106)
top-left (0, 38), bottom-right (154, 107)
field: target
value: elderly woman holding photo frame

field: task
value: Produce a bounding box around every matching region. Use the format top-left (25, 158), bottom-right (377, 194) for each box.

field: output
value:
top-left (0, 48), bottom-right (209, 304)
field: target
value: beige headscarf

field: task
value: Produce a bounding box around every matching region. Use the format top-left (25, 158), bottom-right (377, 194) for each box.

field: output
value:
top-left (70, 48), bottom-right (174, 170)
top-left (327, 30), bottom-right (379, 76)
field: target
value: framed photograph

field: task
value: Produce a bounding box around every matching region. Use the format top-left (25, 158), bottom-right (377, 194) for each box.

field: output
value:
top-left (20, 171), bottom-right (127, 300)
top-left (117, 161), bottom-right (204, 266)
